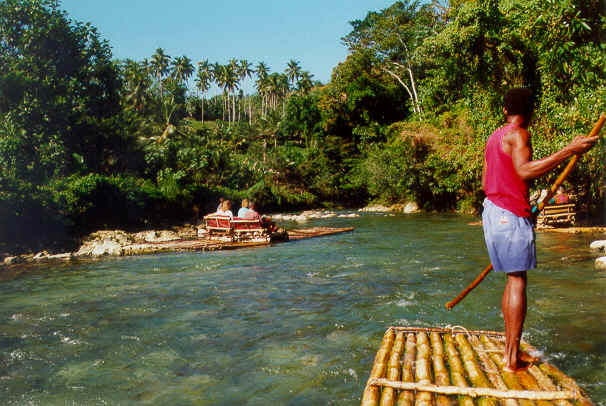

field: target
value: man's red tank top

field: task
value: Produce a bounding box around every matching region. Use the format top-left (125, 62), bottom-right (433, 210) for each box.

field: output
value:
top-left (484, 123), bottom-right (531, 218)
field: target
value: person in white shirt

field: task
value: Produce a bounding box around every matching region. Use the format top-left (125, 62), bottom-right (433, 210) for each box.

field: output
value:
top-left (215, 200), bottom-right (233, 219)
top-left (237, 199), bottom-right (250, 218)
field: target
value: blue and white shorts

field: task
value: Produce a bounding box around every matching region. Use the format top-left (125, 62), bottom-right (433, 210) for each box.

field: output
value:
top-left (482, 199), bottom-right (536, 273)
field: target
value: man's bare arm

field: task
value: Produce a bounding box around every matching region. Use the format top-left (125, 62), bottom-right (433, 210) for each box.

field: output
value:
top-left (509, 128), bottom-right (599, 181)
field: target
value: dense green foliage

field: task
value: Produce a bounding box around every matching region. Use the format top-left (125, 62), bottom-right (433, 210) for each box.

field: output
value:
top-left (1, 0), bottom-right (605, 254)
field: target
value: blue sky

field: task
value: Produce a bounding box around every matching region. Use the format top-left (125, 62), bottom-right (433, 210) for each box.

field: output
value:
top-left (59, 0), bottom-right (395, 94)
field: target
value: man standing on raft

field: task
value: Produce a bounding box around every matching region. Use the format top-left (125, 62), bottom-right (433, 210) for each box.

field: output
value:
top-left (482, 88), bottom-right (599, 372)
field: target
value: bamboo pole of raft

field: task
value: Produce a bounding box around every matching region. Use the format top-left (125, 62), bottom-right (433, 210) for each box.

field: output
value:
top-left (380, 331), bottom-right (406, 406)
top-left (362, 329), bottom-right (396, 406)
top-left (367, 379), bottom-right (582, 401)
top-left (390, 326), bottom-right (506, 338)
top-left (454, 334), bottom-right (497, 406)
top-left (443, 334), bottom-right (475, 406)
top-left (396, 333), bottom-right (417, 406)
top-left (430, 332), bottom-right (454, 406)
top-left (520, 342), bottom-right (594, 406)
top-left (467, 335), bottom-right (519, 406)
top-left (445, 113), bottom-right (606, 310)
top-left (415, 332), bottom-right (434, 406)
top-left (480, 336), bottom-right (537, 406)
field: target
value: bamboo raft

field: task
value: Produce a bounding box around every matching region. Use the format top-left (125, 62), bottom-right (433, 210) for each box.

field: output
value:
top-left (119, 226), bottom-right (354, 255)
top-left (361, 326), bottom-right (594, 406)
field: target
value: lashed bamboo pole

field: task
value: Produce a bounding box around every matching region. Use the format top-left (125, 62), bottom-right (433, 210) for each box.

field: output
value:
top-left (368, 379), bottom-right (582, 401)
top-left (381, 332), bottom-right (406, 406)
top-left (519, 342), bottom-right (593, 406)
top-left (397, 333), bottom-right (417, 406)
top-left (430, 332), bottom-right (454, 406)
top-left (390, 326), bottom-right (506, 338)
top-left (483, 338), bottom-right (553, 406)
top-left (454, 334), bottom-right (498, 406)
top-left (536, 363), bottom-right (594, 406)
top-left (444, 334), bottom-right (475, 406)
top-left (416, 332), bottom-right (435, 406)
top-left (480, 336), bottom-right (536, 406)
top-left (525, 365), bottom-right (574, 406)
top-left (363, 329), bottom-right (396, 406)
top-left (468, 335), bottom-right (519, 406)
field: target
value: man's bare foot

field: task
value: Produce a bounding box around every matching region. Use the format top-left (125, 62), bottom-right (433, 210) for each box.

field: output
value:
top-left (503, 359), bottom-right (531, 373)
top-left (502, 350), bottom-right (539, 366)
top-left (519, 350), bottom-right (540, 364)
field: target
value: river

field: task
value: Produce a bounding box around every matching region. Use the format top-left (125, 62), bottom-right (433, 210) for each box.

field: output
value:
top-left (1, 213), bottom-right (605, 405)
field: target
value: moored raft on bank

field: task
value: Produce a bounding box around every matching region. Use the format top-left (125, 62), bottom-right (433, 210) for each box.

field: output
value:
top-left (361, 326), bottom-right (593, 406)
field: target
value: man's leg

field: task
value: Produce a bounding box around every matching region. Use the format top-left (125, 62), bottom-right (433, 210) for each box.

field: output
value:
top-left (502, 270), bottom-right (527, 371)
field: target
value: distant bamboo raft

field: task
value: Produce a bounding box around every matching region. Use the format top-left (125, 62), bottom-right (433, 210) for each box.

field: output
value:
top-left (361, 327), bottom-right (594, 406)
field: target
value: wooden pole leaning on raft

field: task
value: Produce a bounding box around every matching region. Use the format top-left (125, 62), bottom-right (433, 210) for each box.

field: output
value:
top-left (445, 113), bottom-right (606, 310)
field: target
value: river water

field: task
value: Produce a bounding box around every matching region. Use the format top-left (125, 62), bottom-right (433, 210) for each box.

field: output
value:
top-left (1, 213), bottom-right (605, 405)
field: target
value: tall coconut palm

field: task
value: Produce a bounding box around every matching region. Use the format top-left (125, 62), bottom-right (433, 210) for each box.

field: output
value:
top-left (297, 71), bottom-right (314, 94)
top-left (195, 70), bottom-right (210, 122)
top-left (255, 62), bottom-right (270, 117)
top-left (285, 59), bottom-right (302, 90)
top-left (212, 63), bottom-right (228, 121)
top-left (171, 55), bottom-right (194, 85)
top-left (225, 62), bottom-right (239, 124)
top-left (122, 59), bottom-right (152, 112)
top-left (150, 48), bottom-right (171, 97)
top-left (238, 59), bottom-right (254, 123)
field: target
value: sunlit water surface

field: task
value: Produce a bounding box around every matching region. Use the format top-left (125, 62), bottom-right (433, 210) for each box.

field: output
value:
top-left (1, 213), bottom-right (605, 405)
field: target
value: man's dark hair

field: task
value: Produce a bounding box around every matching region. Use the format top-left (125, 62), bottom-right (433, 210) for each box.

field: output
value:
top-left (504, 88), bottom-right (535, 116)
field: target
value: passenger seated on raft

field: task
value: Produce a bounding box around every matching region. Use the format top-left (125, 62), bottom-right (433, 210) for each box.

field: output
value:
top-left (245, 202), bottom-right (278, 232)
top-left (215, 199), bottom-right (234, 219)
top-left (237, 199), bottom-right (250, 218)
top-left (243, 201), bottom-right (260, 220)
top-left (549, 186), bottom-right (570, 205)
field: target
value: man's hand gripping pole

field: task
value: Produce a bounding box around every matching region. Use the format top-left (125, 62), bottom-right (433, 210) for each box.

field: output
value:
top-left (445, 113), bottom-right (606, 310)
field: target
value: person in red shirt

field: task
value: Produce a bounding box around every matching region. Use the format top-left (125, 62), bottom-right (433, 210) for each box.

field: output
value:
top-left (552, 186), bottom-right (570, 205)
top-left (245, 202), bottom-right (278, 232)
top-left (482, 88), bottom-right (598, 371)
top-left (243, 201), bottom-right (260, 220)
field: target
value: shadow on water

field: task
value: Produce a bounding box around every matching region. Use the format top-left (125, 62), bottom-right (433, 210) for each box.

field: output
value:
top-left (1, 212), bottom-right (605, 405)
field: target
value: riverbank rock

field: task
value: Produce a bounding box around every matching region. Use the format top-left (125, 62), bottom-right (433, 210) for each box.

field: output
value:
top-left (595, 256), bottom-right (606, 270)
top-left (75, 230), bottom-right (133, 257)
top-left (358, 204), bottom-right (392, 212)
top-left (359, 202), bottom-right (420, 213)
top-left (403, 202), bottom-right (420, 214)
top-left (272, 210), bottom-right (338, 222)
top-left (132, 230), bottom-right (180, 243)
top-left (3, 256), bottom-right (21, 265)
top-left (590, 240), bottom-right (606, 251)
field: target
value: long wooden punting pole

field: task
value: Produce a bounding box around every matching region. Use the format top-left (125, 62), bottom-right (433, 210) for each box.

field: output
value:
top-left (445, 114), bottom-right (606, 310)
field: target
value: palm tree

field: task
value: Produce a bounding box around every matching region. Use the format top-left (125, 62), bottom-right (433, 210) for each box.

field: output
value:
top-left (195, 60), bottom-right (211, 122)
top-left (150, 48), bottom-right (171, 97)
top-left (225, 61), bottom-right (239, 124)
top-left (122, 59), bottom-right (151, 112)
top-left (256, 62), bottom-right (270, 117)
top-left (297, 71), bottom-right (314, 94)
top-left (195, 70), bottom-right (210, 122)
top-left (285, 59), bottom-right (302, 91)
top-left (212, 63), bottom-right (228, 121)
top-left (238, 59), bottom-right (254, 123)
top-left (171, 55), bottom-right (194, 85)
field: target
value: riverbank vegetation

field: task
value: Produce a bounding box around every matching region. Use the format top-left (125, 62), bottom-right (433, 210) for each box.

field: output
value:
top-left (1, 0), bottom-right (605, 254)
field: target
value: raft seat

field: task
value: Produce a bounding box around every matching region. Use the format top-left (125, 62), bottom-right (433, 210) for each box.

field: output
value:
top-left (202, 215), bottom-right (269, 242)
top-left (232, 218), bottom-right (269, 242)
top-left (203, 215), bottom-right (233, 235)
top-left (537, 203), bottom-right (576, 227)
